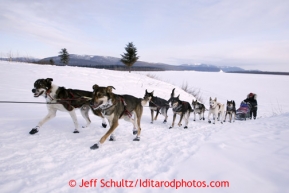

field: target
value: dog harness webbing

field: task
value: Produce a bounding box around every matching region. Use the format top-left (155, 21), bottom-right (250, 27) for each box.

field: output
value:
top-left (119, 97), bottom-right (132, 118)
top-left (46, 89), bottom-right (89, 111)
top-left (173, 101), bottom-right (189, 112)
top-left (45, 89), bottom-right (54, 101)
top-left (149, 100), bottom-right (161, 109)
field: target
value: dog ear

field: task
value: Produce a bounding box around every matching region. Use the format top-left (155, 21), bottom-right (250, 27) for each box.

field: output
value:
top-left (151, 90), bottom-right (154, 95)
top-left (145, 89), bottom-right (148, 94)
top-left (106, 86), bottom-right (115, 93)
top-left (214, 98), bottom-right (217, 101)
top-left (46, 78), bottom-right (53, 82)
top-left (177, 94), bottom-right (180, 99)
top-left (171, 88), bottom-right (175, 97)
top-left (209, 97), bottom-right (212, 101)
top-left (45, 78), bottom-right (53, 90)
top-left (92, 84), bottom-right (99, 90)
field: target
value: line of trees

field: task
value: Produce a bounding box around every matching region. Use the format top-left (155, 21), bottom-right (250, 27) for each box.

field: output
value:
top-left (3, 42), bottom-right (140, 73)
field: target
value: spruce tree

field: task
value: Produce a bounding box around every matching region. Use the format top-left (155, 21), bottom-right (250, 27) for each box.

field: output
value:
top-left (58, 48), bottom-right (70, 65)
top-left (49, 58), bottom-right (55, 65)
top-left (120, 42), bottom-right (139, 73)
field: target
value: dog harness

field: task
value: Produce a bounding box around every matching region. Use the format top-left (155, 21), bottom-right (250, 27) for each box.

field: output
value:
top-left (96, 96), bottom-right (132, 118)
top-left (118, 97), bottom-right (132, 118)
top-left (173, 101), bottom-right (189, 112)
top-left (46, 88), bottom-right (90, 111)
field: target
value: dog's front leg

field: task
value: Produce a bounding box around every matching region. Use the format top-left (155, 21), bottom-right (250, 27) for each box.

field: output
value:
top-left (193, 112), bottom-right (196, 121)
top-left (169, 113), bottom-right (176, 129)
top-left (38, 109), bottom-right (57, 127)
top-left (81, 105), bottom-right (91, 128)
top-left (162, 107), bottom-right (168, 123)
top-left (184, 111), bottom-right (190, 129)
top-left (224, 112), bottom-right (227, 122)
top-left (90, 118), bottom-right (119, 150)
top-left (213, 113), bottom-right (217, 124)
top-left (208, 112), bottom-right (212, 123)
top-left (30, 109), bottom-right (57, 134)
top-left (178, 113), bottom-right (184, 127)
top-left (232, 112), bottom-right (235, 122)
top-left (68, 110), bottom-right (80, 133)
top-left (150, 109), bottom-right (154, 123)
top-left (198, 112), bottom-right (203, 120)
top-left (154, 110), bottom-right (159, 121)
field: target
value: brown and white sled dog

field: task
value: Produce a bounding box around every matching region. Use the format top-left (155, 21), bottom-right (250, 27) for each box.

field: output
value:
top-left (168, 88), bottom-right (192, 129)
top-left (192, 100), bottom-right (206, 121)
top-left (90, 84), bottom-right (146, 149)
top-left (30, 78), bottom-right (106, 135)
top-left (208, 97), bottom-right (225, 124)
top-left (143, 89), bottom-right (169, 123)
top-left (224, 100), bottom-right (236, 123)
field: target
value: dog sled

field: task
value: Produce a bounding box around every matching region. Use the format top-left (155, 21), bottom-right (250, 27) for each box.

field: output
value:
top-left (235, 102), bottom-right (251, 121)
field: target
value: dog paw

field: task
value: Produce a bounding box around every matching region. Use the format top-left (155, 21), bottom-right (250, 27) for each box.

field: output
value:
top-left (90, 143), bottom-right (99, 150)
top-left (29, 128), bottom-right (38, 135)
top-left (133, 137), bottom-right (140, 141)
top-left (133, 130), bottom-right (138, 135)
top-left (102, 123), bottom-right (107, 128)
top-left (208, 121), bottom-right (211, 124)
top-left (163, 120), bottom-right (167, 123)
top-left (184, 126), bottom-right (188, 129)
top-left (151, 122), bottom-right (153, 124)
top-left (194, 120), bottom-right (196, 121)
top-left (109, 135), bottom-right (116, 141)
top-left (73, 130), bottom-right (80, 133)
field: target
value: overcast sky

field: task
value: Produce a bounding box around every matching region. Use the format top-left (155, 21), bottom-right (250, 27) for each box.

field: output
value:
top-left (1, 0), bottom-right (288, 71)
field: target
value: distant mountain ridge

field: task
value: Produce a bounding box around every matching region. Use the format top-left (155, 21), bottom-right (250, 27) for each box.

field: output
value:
top-left (39, 54), bottom-right (245, 72)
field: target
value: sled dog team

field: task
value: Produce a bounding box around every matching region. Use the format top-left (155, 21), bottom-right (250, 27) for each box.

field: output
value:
top-left (30, 78), bottom-right (247, 149)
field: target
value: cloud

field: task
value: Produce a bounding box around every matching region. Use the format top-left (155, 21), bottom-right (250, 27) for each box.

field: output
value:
top-left (0, 0), bottom-right (288, 71)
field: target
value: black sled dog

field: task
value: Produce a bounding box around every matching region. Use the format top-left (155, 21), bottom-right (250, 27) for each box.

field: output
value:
top-left (90, 84), bottom-right (147, 149)
top-left (143, 89), bottom-right (169, 123)
top-left (224, 100), bottom-right (236, 123)
top-left (168, 88), bottom-right (192, 129)
top-left (30, 78), bottom-right (106, 134)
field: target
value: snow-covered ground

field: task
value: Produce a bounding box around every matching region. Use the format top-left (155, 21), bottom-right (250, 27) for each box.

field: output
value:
top-left (0, 61), bottom-right (288, 193)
